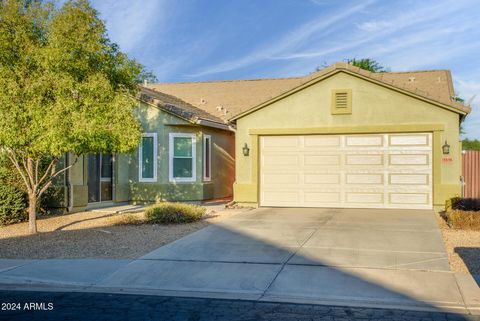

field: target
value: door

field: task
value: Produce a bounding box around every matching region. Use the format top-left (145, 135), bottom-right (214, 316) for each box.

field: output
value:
top-left (260, 133), bottom-right (432, 209)
top-left (87, 154), bottom-right (113, 203)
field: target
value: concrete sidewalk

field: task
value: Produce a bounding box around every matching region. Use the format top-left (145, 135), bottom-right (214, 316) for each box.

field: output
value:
top-left (0, 207), bottom-right (479, 317)
top-left (0, 258), bottom-right (478, 315)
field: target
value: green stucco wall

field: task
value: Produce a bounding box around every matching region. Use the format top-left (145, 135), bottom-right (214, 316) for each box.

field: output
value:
top-left (67, 102), bottom-right (234, 210)
top-left (234, 71), bottom-right (462, 208)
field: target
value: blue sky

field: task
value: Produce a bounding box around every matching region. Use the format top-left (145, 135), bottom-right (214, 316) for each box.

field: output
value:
top-left (90, 0), bottom-right (480, 139)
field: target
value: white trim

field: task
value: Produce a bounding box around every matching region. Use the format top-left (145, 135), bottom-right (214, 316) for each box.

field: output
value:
top-left (169, 133), bottom-right (196, 183)
top-left (203, 135), bottom-right (212, 182)
top-left (139, 133), bottom-right (158, 183)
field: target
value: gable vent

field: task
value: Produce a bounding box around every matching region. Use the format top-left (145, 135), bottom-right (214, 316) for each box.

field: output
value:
top-left (331, 89), bottom-right (352, 115)
top-left (335, 91), bottom-right (349, 108)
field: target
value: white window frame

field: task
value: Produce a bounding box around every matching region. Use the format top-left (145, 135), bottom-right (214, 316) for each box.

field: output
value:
top-left (203, 135), bottom-right (212, 182)
top-left (138, 133), bottom-right (158, 183)
top-left (169, 133), bottom-right (196, 183)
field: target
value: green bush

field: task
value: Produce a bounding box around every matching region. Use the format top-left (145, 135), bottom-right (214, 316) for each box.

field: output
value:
top-left (0, 183), bottom-right (27, 226)
top-left (145, 202), bottom-right (206, 224)
top-left (0, 154), bottom-right (27, 226)
top-left (445, 196), bottom-right (461, 212)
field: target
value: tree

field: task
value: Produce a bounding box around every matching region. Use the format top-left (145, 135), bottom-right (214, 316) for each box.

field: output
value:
top-left (462, 138), bottom-right (480, 150)
top-left (0, 0), bottom-right (153, 234)
top-left (347, 58), bottom-right (386, 72)
top-left (314, 58), bottom-right (387, 73)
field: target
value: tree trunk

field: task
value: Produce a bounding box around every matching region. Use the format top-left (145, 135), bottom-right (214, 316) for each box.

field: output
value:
top-left (28, 194), bottom-right (37, 234)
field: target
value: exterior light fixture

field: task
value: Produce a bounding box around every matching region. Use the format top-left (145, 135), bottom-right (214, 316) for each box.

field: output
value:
top-left (442, 140), bottom-right (450, 155)
top-left (242, 143), bottom-right (250, 156)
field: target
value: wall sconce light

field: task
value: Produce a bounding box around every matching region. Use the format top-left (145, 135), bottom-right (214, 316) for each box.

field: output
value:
top-left (242, 143), bottom-right (250, 156)
top-left (442, 140), bottom-right (450, 155)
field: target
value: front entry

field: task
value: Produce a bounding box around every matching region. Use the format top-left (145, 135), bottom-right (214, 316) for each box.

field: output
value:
top-left (87, 154), bottom-right (113, 203)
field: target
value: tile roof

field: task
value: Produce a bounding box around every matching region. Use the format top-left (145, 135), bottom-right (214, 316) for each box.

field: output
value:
top-left (143, 62), bottom-right (470, 122)
top-left (139, 87), bottom-right (226, 124)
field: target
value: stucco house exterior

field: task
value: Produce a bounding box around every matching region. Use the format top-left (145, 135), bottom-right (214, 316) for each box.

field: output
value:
top-left (62, 62), bottom-right (469, 212)
top-left (65, 87), bottom-right (235, 212)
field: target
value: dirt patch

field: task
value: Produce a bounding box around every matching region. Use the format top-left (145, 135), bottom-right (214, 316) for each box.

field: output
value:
top-left (0, 209), bottom-right (234, 259)
top-left (437, 214), bottom-right (480, 274)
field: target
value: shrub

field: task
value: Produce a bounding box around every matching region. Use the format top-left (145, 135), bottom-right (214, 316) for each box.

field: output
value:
top-left (145, 202), bottom-right (206, 224)
top-left (451, 198), bottom-right (480, 212)
top-left (445, 196), bottom-right (461, 212)
top-left (446, 210), bottom-right (480, 230)
top-left (0, 183), bottom-right (27, 226)
top-left (0, 154), bottom-right (27, 226)
top-left (108, 214), bottom-right (144, 226)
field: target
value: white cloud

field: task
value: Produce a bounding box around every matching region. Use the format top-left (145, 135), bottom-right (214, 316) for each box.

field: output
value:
top-left (187, 0), bottom-right (376, 77)
top-left (92, 0), bottom-right (169, 53)
top-left (356, 20), bottom-right (392, 32)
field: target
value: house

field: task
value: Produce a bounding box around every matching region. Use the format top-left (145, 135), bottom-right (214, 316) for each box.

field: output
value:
top-left (63, 62), bottom-right (469, 212)
top-left (64, 88), bottom-right (235, 212)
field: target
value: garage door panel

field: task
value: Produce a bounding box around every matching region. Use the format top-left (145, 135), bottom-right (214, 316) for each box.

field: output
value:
top-left (304, 155), bottom-right (341, 166)
top-left (389, 134), bottom-right (429, 146)
top-left (346, 154), bottom-right (383, 165)
top-left (389, 154), bottom-right (429, 165)
top-left (346, 135), bottom-right (383, 147)
top-left (262, 136), bottom-right (299, 148)
top-left (304, 192), bottom-right (341, 203)
top-left (262, 155), bottom-right (299, 166)
top-left (389, 174), bottom-right (429, 185)
top-left (262, 191), bottom-right (299, 203)
top-left (260, 133), bottom-right (432, 209)
top-left (346, 173), bottom-right (383, 184)
top-left (389, 193), bottom-right (429, 205)
top-left (346, 193), bottom-right (384, 204)
top-left (304, 136), bottom-right (340, 147)
top-left (304, 173), bottom-right (340, 184)
top-left (262, 173), bottom-right (299, 184)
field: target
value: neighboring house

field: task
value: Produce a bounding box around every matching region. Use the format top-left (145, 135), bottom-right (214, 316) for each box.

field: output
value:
top-left (62, 62), bottom-right (470, 212)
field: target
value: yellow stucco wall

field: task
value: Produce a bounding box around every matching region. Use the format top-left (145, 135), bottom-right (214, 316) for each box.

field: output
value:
top-left (234, 71), bottom-right (462, 208)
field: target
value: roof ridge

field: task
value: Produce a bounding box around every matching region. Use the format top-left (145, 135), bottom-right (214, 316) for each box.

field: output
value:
top-left (383, 69), bottom-right (449, 74)
top-left (149, 76), bottom-right (303, 85)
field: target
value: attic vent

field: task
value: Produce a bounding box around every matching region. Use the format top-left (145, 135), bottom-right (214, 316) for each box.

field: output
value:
top-left (335, 92), bottom-right (348, 108)
top-left (331, 89), bottom-right (352, 115)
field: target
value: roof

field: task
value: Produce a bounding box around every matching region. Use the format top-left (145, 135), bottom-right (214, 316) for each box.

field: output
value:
top-left (144, 62), bottom-right (470, 122)
top-left (138, 87), bottom-right (231, 131)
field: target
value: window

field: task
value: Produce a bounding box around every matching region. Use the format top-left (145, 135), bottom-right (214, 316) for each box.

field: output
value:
top-left (331, 89), bottom-right (352, 115)
top-left (203, 135), bottom-right (211, 181)
top-left (139, 133), bottom-right (157, 182)
top-left (169, 133), bottom-right (196, 182)
top-left (100, 154), bottom-right (113, 179)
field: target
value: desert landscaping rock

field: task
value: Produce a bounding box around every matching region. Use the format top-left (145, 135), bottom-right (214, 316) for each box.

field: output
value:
top-left (0, 208), bottom-right (233, 259)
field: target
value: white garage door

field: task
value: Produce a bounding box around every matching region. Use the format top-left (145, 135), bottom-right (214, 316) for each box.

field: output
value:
top-left (260, 133), bottom-right (432, 209)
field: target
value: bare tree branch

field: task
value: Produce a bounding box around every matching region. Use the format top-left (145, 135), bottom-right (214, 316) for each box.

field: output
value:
top-left (21, 155), bottom-right (35, 189)
top-left (36, 158), bottom-right (57, 187)
top-left (35, 159), bottom-right (39, 185)
top-left (5, 149), bottom-right (32, 194)
top-left (37, 155), bottom-right (79, 197)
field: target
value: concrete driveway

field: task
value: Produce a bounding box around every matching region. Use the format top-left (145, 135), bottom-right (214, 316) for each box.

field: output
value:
top-left (96, 207), bottom-right (472, 311)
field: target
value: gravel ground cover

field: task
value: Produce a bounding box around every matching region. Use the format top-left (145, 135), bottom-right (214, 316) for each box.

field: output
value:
top-left (0, 207), bottom-right (234, 259)
top-left (437, 214), bottom-right (480, 274)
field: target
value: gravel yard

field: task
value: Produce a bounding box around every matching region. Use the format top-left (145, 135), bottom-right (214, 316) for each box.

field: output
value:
top-left (437, 214), bottom-right (480, 275)
top-left (0, 206), bottom-right (236, 259)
